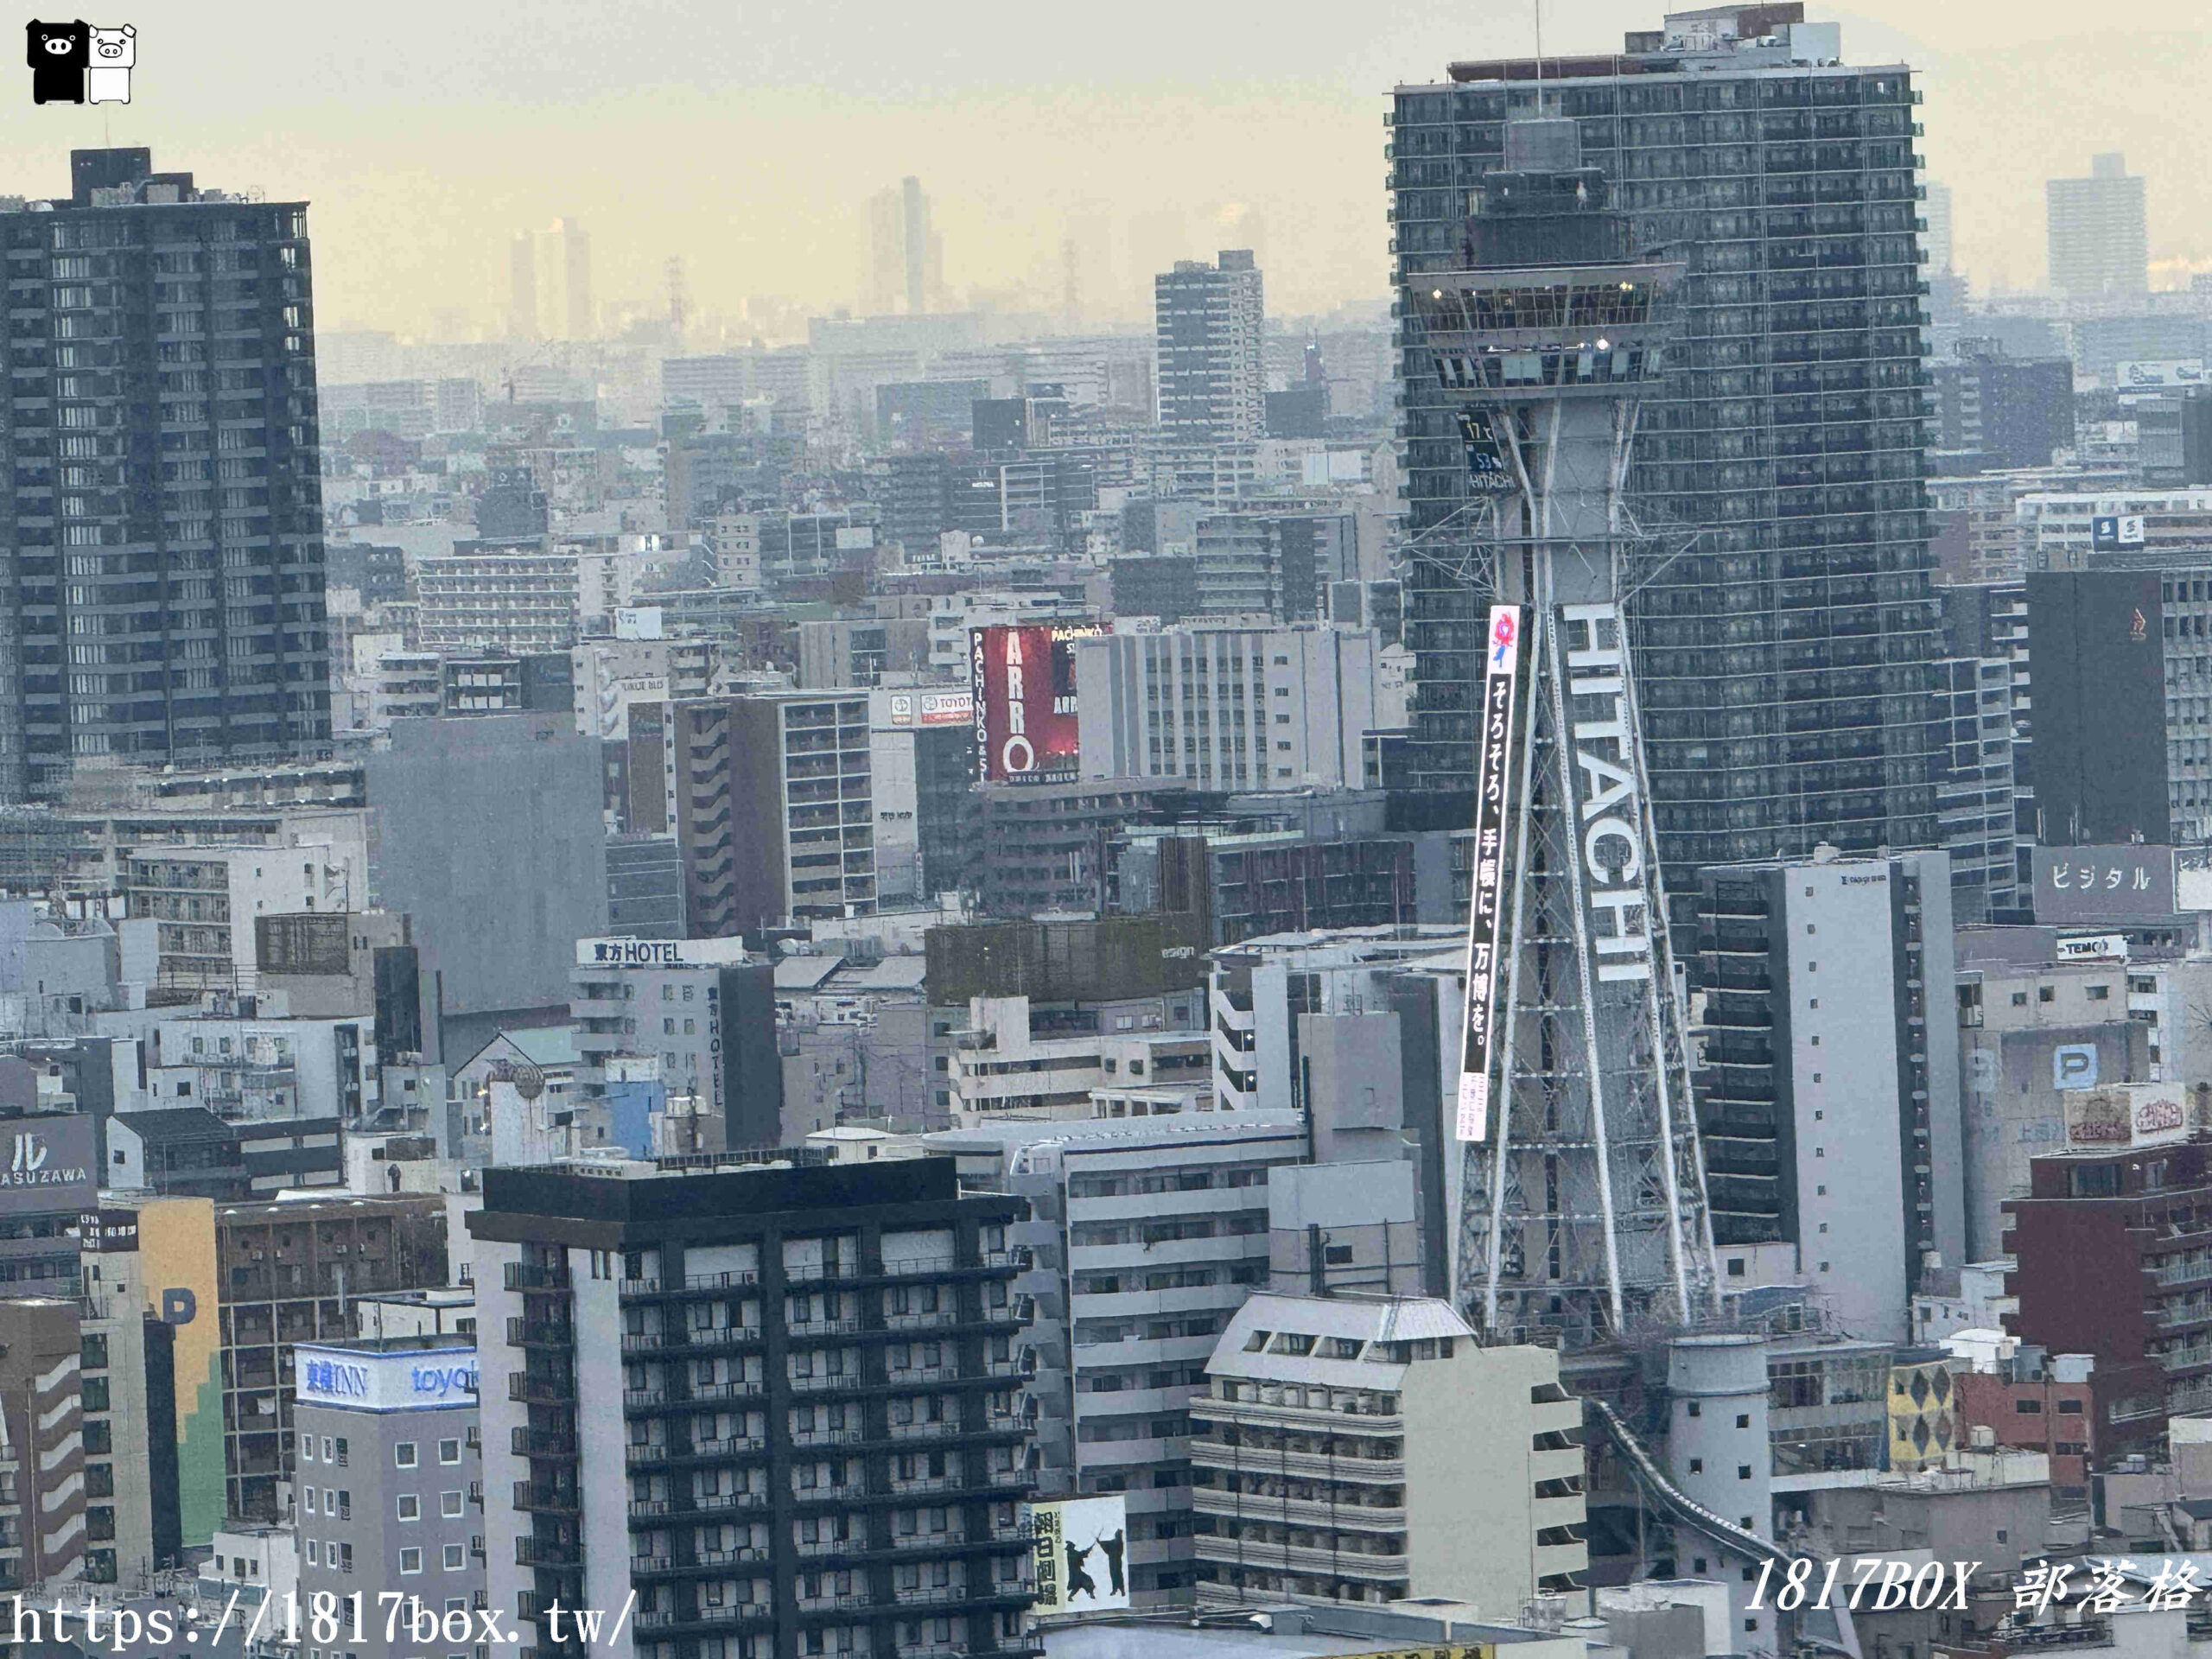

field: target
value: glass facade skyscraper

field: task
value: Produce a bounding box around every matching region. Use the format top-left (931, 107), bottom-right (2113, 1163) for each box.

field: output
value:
top-left (1392, 10), bottom-right (1942, 909)
top-left (0, 147), bottom-right (331, 802)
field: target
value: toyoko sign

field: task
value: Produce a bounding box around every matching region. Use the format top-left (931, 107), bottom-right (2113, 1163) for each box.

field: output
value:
top-left (971, 624), bottom-right (1100, 785)
top-left (0, 1113), bottom-right (94, 1215)
top-left (294, 1344), bottom-right (479, 1412)
top-left (1456, 604), bottom-right (1523, 1142)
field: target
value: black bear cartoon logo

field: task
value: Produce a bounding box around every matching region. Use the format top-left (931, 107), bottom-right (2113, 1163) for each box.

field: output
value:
top-left (27, 20), bottom-right (90, 105)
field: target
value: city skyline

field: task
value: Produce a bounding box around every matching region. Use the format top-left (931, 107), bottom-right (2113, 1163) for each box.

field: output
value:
top-left (8, 0), bottom-right (2212, 336)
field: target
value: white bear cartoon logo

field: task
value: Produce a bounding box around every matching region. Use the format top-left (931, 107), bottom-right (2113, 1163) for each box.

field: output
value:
top-left (86, 23), bottom-right (131, 105)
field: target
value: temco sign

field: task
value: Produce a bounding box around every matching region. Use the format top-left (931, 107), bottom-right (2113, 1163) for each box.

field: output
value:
top-left (295, 1344), bottom-right (478, 1412)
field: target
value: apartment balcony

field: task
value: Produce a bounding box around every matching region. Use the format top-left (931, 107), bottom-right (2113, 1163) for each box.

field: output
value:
top-left (628, 1546), bottom-right (770, 1580)
top-left (507, 1318), bottom-right (577, 1350)
top-left (626, 1491), bottom-right (770, 1522)
top-left (1192, 1532), bottom-right (1408, 1581)
top-left (505, 1262), bottom-right (572, 1292)
top-left (631, 1606), bottom-right (774, 1637)
top-left (1187, 1396), bottom-right (1401, 1437)
top-left (623, 1282), bottom-right (760, 1309)
top-left (621, 1325), bottom-right (766, 1357)
top-left (514, 1537), bottom-right (582, 1568)
top-left (1188, 1485), bottom-right (1407, 1534)
top-left (512, 1483), bottom-right (580, 1516)
top-left (1188, 1439), bottom-right (1404, 1484)
top-left (508, 1372), bottom-right (575, 1405)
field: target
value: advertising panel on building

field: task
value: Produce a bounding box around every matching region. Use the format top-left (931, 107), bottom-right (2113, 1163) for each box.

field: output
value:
top-left (0, 1112), bottom-right (95, 1214)
top-left (2063, 1082), bottom-right (2203, 1149)
top-left (293, 1343), bottom-right (479, 1412)
top-left (2054, 933), bottom-right (2129, 963)
top-left (575, 936), bottom-right (753, 968)
top-left (884, 689), bottom-right (973, 728)
top-left (971, 623), bottom-right (1100, 785)
top-left (2091, 514), bottom-right (2147, 550)
top-left (75, 1209), bottom-right (141, 1253)
top-left (1029, 1494), bottom-right (1129, 1615)
top-left (2031, 844), bottom-right (2176, 924)
top-left (1457, 604), bottom-right (1523, 1142)
top-left (2116, 359), bottom-right (2206, 390)
top-left (1456, 409), bottom-right (1515, 493)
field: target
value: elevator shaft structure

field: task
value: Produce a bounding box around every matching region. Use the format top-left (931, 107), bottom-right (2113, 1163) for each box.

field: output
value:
top-left (1407, 129), bottom-right (1717, 1349)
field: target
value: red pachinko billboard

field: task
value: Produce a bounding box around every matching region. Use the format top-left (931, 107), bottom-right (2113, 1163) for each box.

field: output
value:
top-left (971, 624), bottom-right (1098, 784)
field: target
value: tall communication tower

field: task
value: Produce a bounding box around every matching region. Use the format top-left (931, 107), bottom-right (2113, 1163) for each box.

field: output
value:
top-left (1409, 118), bottom-right (1717, 1349)
top-left (665, 256), bottom-right (688, 338)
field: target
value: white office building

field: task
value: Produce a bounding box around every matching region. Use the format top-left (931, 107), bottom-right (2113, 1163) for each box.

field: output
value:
top-left (1074, 626), bottom-right (1403, 791)
top-left (929, 1115), bottom-right (1306, 1606)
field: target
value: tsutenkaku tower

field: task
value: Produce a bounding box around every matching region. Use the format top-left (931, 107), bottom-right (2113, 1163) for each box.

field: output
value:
top-left (1408, 118), bottom-right (1718, 1349)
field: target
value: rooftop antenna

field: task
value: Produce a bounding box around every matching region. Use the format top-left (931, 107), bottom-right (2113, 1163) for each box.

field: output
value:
top-left (1535, 0), bottom-right (1544, 96)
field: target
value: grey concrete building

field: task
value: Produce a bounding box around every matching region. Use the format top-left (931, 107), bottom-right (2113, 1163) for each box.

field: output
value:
top-left (292, 1335), bottom-right (483, 1659)
top-left (2047, 153), bottom-right (2149, 300)
top-left (0, 1294), bottom-right (87, 1589)
top-left (1955, 945), bottom-right (2159, 1261)
top-left (629, 693), bottom-right (877, 938)
top-left (1692, 849), bottom-right (1961, 1343)
top-left (76, 1213), bottom-right (175, 1588)
top-left (606, 833), bottom-right (686, 940)
top-left (569, 935), bottom-right (784, 1152)
top-left (1207, 925), bottom-right (1468, 1298)
top-left (0, 147), bottom-right (333, 804)
top-left (927, 1116), bottom-right (1306, 1606)
top-left (364, 714), bottom-right (610, 1051)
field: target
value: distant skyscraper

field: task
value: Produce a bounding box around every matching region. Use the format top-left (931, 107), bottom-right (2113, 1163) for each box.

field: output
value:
top-left (1393, 14), bottom-right (1942, 908)
top-left (1154, 250), bottom-right (1265, 444)
top-left (0, 147), bottom-right (333, 802)
top-left (2047, 153), bottom-right (2148, 298)
top-left (506, 231), bottom-right (536, 340)
top-left (902, 174), bottom-right (933, 314)
top-left (866, 185), bottom-right (903, 313)
top-left (556, 215), bottom-right (591, 339)
top-left (1923, 179), bottom-right (1955, 274)
top-left (861, 179), bottom-right (940, 315)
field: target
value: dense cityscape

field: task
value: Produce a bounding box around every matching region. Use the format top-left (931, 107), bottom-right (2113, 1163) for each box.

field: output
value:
top-left (6, 3), bottom-right (2212, 1658)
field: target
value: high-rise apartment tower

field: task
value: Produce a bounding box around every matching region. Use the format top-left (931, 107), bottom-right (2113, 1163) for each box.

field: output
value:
top-left (2047, 154), bottom-right (2149, 300)
top-left (0, 148), bottom-right (333, 801)
top-left (1393, 7), bottom-right (1942, 912)
top-left (1154, 251), bottom-right (1265, 444)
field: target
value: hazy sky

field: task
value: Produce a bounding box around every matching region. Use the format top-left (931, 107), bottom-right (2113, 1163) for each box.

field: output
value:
top-left (3, 0), bottom-right (2207, 334)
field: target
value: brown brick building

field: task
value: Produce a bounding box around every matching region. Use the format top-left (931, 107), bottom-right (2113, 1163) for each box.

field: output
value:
top-left (2002, 1137), bottom-right (2212, 1452)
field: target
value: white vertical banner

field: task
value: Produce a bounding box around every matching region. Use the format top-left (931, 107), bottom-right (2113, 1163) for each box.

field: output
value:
top-left (1457, 604), bottom-right (1524, 1141)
